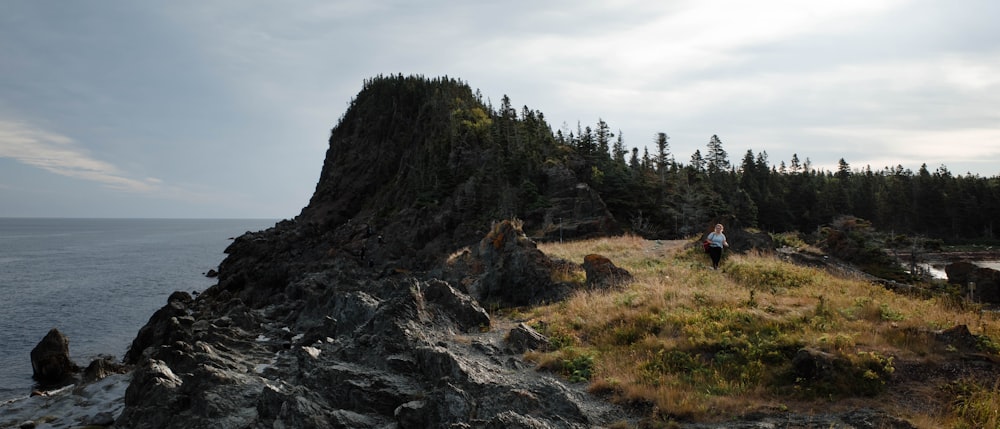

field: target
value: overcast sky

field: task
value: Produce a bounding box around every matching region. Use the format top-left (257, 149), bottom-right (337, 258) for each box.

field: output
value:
top-left (1, 0), bottom-right (998, 219)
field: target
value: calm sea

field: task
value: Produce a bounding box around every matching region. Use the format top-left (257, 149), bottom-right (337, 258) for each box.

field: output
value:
top-left (0, 218), bottom-right (278, 401)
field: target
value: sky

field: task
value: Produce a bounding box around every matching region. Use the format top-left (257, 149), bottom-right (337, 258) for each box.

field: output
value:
top-left (1, 0), bottom-right (998, 219)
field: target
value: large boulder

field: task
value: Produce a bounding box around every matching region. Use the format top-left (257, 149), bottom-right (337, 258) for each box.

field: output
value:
top-left (30, 328), bottom-right (80, 384)
top-left (946, 261), bottom-right (1000, 303)
top-left (461, 220), bottom-right (573, 307)
top-left (582, 254), bottom-right (633, 290)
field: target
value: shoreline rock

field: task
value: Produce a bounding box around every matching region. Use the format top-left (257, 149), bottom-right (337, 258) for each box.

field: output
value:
top-left (30, 328), bottom-right (80, 386)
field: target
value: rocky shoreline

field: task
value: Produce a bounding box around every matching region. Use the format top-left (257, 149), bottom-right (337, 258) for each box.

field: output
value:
top-left (3, 226), bottom-right (921, 429)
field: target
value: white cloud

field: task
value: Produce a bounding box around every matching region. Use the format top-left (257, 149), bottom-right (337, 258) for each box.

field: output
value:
top-left (0, 120), bottom-right (159, 192)
top-left (807, 127), bottom-right (1000, 160)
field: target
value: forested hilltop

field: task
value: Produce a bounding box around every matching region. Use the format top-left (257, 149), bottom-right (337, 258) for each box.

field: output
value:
top-left (360, 74), bottom-right (998, 242)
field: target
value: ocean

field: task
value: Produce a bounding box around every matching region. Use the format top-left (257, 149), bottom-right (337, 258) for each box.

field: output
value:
top-left (0, 218), bottom-right (278, 401)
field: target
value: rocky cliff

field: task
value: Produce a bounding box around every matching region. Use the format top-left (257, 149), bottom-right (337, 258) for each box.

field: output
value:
top-left (115, 75), bottom-right (631, 428)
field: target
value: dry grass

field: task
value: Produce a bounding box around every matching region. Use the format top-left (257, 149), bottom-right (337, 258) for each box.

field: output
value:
top-left (524, 235), bottom-right (1000, 427)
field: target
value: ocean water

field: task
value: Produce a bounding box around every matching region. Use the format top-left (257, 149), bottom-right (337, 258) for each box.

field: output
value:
top-left (0, 218), bottom-right (278, 401)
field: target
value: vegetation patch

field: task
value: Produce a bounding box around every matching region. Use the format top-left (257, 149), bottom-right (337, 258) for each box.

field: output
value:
top-left (947, 379), bottom-right (1000, 429)
top-left (528, 236), bottom-right (1000, 426)
top-left (725, 255), bottom-right (815, 292)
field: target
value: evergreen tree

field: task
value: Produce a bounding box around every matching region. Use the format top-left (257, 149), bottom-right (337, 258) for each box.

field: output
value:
top-left (655, 132), bottom-right (671, 185)
top-left (596, 119), bottom-right (613, 159)
top-left (706, 134), bottom-right (730, 175)
top-left (612, 131), bottom-right (627, 167)
top-left (690, 150), bottom-right (705, 173)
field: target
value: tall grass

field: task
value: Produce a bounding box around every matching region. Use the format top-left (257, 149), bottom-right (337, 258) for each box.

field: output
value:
top-left (526, 235), bottom-right (1000, 426)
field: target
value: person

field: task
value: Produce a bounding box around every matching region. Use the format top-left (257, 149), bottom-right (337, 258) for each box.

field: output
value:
top-left (705, 223), bottom-right (729, 269)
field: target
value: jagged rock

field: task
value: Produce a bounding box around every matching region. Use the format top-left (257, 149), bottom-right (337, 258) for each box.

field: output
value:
top-left (124, 291), bottom-right (193, 364)
top-left (582, 254), bottom-right (632, 289)
top-left (82, 355), bottom-right (127, 383)
top-left (463, 220), bottom-right (573, 308)
top-left (506, 323), bottom-right (550, 354)
top-left (422, 279), bottom-right (491, 332)
top-left (260, 384), bottom-right (338, 429)
top-left (30, 328), bottom-right (80, 384)
top-left (119, 359), bottom-right (184, 426)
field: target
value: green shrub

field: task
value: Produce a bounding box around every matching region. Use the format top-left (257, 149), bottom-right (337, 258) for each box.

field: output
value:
top-left (561, 349), bottom-right (595, 382)
top-left (727, 258), bottom-right (815, 292)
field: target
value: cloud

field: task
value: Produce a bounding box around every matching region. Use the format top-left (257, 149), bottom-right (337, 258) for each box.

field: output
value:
top-left (807, 127), bottom-right (1000, 161)
top-left (0, 119), bottom-right (160, 192)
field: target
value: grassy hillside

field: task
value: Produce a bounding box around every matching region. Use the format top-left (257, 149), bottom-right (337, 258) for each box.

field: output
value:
top-left (518, 235), bottom-right (1000, 428)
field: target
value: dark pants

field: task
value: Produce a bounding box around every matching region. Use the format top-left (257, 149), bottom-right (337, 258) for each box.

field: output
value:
top-left (708, 246), bottom-right (723, 268)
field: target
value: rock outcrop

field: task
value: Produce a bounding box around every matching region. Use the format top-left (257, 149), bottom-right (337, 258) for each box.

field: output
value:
top-left (448, 219), bottom-right (575, 308)
top-left (582, 254), bottom-right (633, 290)
top-left (30, 328), bottom-right (80, 385)
top-left (116, 239), bottom-right (635, 428)
top-left (115, 75), bottom-right (634, 428)
top-left (946, 261), bottom-right (1000, 303)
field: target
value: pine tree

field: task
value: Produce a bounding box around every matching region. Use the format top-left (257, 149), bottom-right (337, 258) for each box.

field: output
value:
top-left (690, 150), bottom-right (705, 173)
top-left (655, 132), bottom-right (671, 185)
top-left (706, 134), bottom-right (730, 175)
top-left (612, 131), bottom-right (627, 167)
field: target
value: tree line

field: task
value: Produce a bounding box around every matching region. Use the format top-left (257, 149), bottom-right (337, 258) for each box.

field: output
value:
top-left (554, 119), bottom-right (999, 241)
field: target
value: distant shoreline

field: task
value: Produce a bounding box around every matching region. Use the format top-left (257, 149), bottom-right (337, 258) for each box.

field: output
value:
top-left (896, 250), bottom-right (1000, 262)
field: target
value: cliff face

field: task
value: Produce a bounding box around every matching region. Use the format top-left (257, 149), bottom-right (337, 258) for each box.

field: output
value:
top-left (116, 76), bottom-right (631, 428)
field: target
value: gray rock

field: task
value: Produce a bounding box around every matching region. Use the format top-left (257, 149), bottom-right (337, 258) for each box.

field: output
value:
top-left (422, 279), bottom-right (490, 332)
top-left (82, 355), bottom-right (126, 383)
top-left (486, 411), bottom-right (550, 429)
top-left (30, 328), bottom-right (80, 384)
top-left (463, 220), bottom-right (573, 307)
top-left (505, 323), bottom-right (550, 354)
